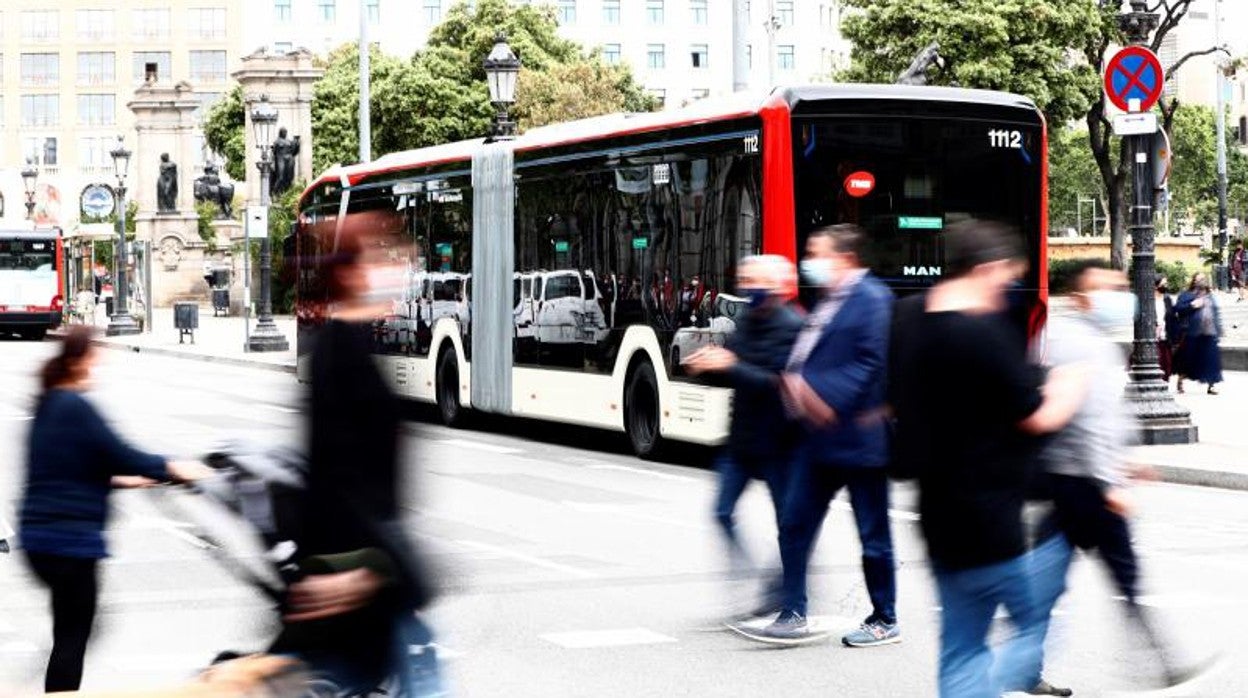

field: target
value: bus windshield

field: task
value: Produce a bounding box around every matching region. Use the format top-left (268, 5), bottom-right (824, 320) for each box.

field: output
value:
top-left (793, 116), bottom-right (1043, 294)
top-left (0, 239), bottom-right (56, 271)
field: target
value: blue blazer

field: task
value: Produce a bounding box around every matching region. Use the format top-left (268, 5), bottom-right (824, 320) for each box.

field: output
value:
top-left (796, 273), bottom-right (893, 468)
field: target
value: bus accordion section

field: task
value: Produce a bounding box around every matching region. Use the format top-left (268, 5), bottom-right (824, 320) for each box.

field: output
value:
top-left (294, 85), bottom-right (1047, 457)
top-left (0, 228), bottom-right (65, 341)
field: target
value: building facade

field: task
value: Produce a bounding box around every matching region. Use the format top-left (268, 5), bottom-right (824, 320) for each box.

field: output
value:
top-left (1, 1), bottom-right (244, 228)
top-left (1158, 0), bottom-right (1247, 153)
top-left (245, 0), bottom-right (850, 108)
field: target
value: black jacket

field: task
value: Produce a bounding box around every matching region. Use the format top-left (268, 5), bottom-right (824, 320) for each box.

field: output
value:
top-left (721, 303), bottom-right (804, 460)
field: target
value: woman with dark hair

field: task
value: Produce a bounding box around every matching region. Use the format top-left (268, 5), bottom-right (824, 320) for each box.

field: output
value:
top-left (20, 326), bottom-right (211, 692)
top-left (1173, 272), bottom-right (1223, 394)
top-left (1154, 275), bottom-right (1175, 381)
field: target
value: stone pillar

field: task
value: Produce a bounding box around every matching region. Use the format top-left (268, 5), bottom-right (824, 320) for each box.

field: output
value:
top-left (232, 48), bottom-right (325, 205)
top-left (129, 80), bottom-right (209, 307)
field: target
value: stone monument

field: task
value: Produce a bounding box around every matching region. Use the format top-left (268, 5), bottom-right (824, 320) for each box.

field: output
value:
top-left (233, 48), bottom-right (323, 205)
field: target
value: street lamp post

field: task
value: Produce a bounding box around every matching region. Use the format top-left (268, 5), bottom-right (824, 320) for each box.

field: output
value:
top-left (483, 33), bottom-right (521, 141)
top-left (1120, 1), bottom-right (1196, 444)
top-left (21, 161), bottom-right (38, 220)
top-left (105, 136), bottom-right (140, 336)
top-left (247, 95), bottom-right (290, 352)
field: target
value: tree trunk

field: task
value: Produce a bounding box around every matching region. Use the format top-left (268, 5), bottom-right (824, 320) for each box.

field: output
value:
top-left (1109, 175), bottom-right (1127, 269)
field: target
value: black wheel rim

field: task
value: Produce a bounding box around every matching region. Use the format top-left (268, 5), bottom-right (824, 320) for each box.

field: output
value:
top-left (439, 359), bottom-right (458, 422)
top-left (630, 376), bottom-right (657, 452)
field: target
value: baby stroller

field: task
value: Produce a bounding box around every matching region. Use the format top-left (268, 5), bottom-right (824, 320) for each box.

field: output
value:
top-left (149, 441), bottom-right (445, 697)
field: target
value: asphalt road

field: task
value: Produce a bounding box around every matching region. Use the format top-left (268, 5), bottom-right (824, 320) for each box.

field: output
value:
top-left (0, 339), bottom-right (1245, 696)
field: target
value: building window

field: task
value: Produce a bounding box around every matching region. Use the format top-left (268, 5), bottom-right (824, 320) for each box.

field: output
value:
top-left (79, 136), bottom-right (115, 170)
top-left (318, 0), bottom-right (336, 22)
top-left (647, 44), bottom-right (665, 70)
top-left (691, 0), bottom-right (708, 25)
top-left (76, 10), bottom-right (114, 40)
top-left (275, 0), bottom-right (292, 22)
top-left (77, 94), bottom-right (115, 126)
top-left (557, 0), bottom-right (576, 24)
top-left (274, 42), bottom-right (293, 54)
top-left (776, 0), bottom-right (794, 25)
top-left (692, 88), bottom-right (709, 100)
top-left (21, 11), bottom-right (59, 41)
top-left (132, 8), bottom-right (171, 40)
top-left (603, 0), bottom-right (620, 24)
top-left (20, 54), bottom-right (59, 87)
top-left (423, 0), bottom-right (442, 23)
top-left (646, 0), bottom-right (664, 25)
top-left (778, 45), bottom-right (795, 71)
top-left (190, 51), bottom-right (228, 83)
top-left (189, 8), bottom-right (227, 40)
top-left (603, 44), bottom-right (621, 65)
top-left (24, 137), bottom-right (58, 166)
top-left (77, 52), bottom-right (115, 86)
top-left (194, 92), bottom-right (224, 120)
top-left (691, 44), bottom-right (708, 69)
top-left (367, 0), bottom-right (380, 23)
top-left (649, 88), bottom-right (666, 107)
top-left (133, 52), bottom-right (172, 85)
top-left (21, 95), bottom-right (59, 127)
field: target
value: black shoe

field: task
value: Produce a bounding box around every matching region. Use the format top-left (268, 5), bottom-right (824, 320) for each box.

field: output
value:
top-left (0, 540), bottom-right (8, 554)
top-left (1028, 678), bottom-right (1073, 696)
top-left (728, 610), bottom-right (828, 646)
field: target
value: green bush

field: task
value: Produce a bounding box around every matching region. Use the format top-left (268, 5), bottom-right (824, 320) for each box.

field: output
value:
top-left (1153, 259), bottom-right (1193, 293)
top-left (1049, 257), bottom-right (1191, 294)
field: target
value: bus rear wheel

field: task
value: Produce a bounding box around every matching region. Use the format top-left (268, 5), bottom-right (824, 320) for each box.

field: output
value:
top-left (20, 328), bottom-right (46, 341)
top-left (436, 347), bottom-right (463, 427)
top-left (624, 360), bottom-right (664, 459)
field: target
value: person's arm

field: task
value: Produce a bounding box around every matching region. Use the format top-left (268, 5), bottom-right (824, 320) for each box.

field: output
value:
top-left (1018, 362), bottom-right (1089, 435)
top-left (78, 397), bottom-right (170, 481)
top-left (799, 288), bottom-right (891, 419)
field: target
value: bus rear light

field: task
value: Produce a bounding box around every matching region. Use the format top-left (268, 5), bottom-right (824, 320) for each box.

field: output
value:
top-left (51, 295), bottom-right (64, 312)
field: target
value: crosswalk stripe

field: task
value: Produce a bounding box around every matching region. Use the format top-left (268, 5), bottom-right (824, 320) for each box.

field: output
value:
top-left (539, 628), bottom-right (677, 649)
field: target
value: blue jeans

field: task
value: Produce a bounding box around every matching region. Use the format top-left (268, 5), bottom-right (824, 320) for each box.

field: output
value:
top-left (714, 452), bottom-right (788, 605)
top-left (778, 461), bottom-right (895, 622)
top-left (393, 613), bottom-right (448, 698)
top-left (933, 555), bottom-right (1045, 698)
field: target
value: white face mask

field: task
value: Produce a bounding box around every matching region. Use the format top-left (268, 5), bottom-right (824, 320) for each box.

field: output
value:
top-left (1086, 290), bottom-right (1136, 331)
top-left (800, 258), bottom-right (836, 288)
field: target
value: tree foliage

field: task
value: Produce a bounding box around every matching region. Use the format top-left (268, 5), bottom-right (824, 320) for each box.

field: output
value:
top-left (1048, 125), bottom-right (1109, 234)
top-left (203, 85), bottom-right (246, 181)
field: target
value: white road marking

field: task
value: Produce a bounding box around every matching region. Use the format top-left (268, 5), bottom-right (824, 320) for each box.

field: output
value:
top-left (539, 627), bottom-right (677, 649)
top-left (0, 640), bottom-right (40, 654)
top-left (452, 538), bottom-right (595, 579)
top-left (585, 463), bottom-right (697, 483)
top-left (436, 438), bottom-right (521, 455)
top-left (257, 403), bottom-right (300, 414)
top-left (560, 501), bottom-right (710, 532)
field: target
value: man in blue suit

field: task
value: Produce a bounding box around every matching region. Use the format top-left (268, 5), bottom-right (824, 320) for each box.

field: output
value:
top-left (732, 224), bottom-right (897, 648)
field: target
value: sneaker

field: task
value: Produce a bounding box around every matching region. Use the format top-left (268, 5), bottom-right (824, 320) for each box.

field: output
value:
top-left (841, 618), bottom-right (901, 648)
top-left (728, 610), bottom-right (828, 646)
top-left (724, 602), bottom-right (780, 626)
top-left (1028, 678), bottom-right (1073, 696)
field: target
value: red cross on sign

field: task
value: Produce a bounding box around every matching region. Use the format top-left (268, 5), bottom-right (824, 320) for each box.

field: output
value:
top-left (1104, 46), bottom-right (1165, 113)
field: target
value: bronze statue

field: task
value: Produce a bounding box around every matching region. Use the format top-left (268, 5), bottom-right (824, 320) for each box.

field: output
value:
top-left (271, 127), bottom-right (301, 196)
top-left (157, 153), bottom-right (178, 213)
top-left (897, 42), bottom-right (945, 86)
top-left (193, 163), bottom-right (235, 219)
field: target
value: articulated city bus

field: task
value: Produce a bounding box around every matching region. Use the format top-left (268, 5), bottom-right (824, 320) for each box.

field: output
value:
top-left (0, 228), bottom-right (65, 341)
top-left (296, 85), bottom-right (1048, 457)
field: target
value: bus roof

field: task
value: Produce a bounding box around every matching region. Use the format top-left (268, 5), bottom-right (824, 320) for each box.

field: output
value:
top-left (301, 83), bottom-right (1039, 205)
top-left (0, 228), bottom-right (61, 239)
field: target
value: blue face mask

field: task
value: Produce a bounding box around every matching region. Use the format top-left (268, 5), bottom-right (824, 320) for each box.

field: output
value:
top-left (741, 288), bottom-right (770, 308)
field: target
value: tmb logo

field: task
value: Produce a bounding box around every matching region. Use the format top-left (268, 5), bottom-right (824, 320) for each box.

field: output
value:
top-left (843, 171), bottom-right (875, 198)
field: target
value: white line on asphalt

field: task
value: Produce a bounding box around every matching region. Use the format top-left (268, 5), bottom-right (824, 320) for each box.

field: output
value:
top-left (0, 640), bottom-right (40, 654)
top-left (435, 438), bottom-right (522, 455)
top-left (539, 628), bottom-right (678, 649)
top-left (452, 538), bottom-right (596, 579)
top-left (830, 501), bottom-right (920, 522)
top-left (560, 501), bottom-right (710, 532)
top-left (257, 403), bottom-right (300, 414)
top-left (585, 463), bottom-right (697, 483)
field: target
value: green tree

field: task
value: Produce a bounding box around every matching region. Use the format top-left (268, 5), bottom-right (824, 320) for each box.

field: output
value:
top-left (1048, 125), bottom-right (1109, 234)
top-left (203, 85), bottom-right (246, 181)
top-left (1166, 104), bottom-right (1248, 233)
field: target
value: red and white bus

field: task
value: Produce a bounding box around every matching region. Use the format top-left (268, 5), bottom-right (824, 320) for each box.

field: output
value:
top-left (296, 85), bottom-right (1048, 456)
top-left (0, 228), bottom-right (65, 341)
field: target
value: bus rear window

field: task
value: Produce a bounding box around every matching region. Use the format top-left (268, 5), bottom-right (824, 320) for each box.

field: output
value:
top-left (793, 116), bottom-right (1042, 293)
top-left (0, 240), bottom-right (56, 271)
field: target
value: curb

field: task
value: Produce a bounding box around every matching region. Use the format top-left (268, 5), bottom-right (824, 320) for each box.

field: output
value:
top-left (1150, 464), bottom-right (1248, 492)
top-left (1116, 341), bottom-right (1248, 371)
top-left (91, 339), bottom-right (297, 375)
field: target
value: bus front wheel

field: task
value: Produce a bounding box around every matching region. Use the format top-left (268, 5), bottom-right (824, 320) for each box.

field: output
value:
top-left (20, 328), bottom-right (47, 341)
top-left (624, 360), bottom-right (664, 459)
top-left (436, 347), bottom-right (463, 427)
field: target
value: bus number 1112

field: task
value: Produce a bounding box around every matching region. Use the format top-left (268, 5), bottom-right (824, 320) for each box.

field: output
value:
top-left (988, 129), bottom-right (1022, 149)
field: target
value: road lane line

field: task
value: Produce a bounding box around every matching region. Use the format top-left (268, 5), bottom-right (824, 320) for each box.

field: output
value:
top-left (560, 501), bottom-right (710, 532)
top-left (539, 628), bottom-right (677, 649)
top-left (257, 403), bottom-right (300, 414)
top-left (452, 538), bottom-right (595, 579)
top-left (585, 463), bottom-right (697, 483)
top-left (436, 438), bottom-right (522, 455)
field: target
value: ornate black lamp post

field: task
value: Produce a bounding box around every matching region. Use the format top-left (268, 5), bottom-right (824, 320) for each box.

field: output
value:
top-left (1120, 0), bottom-right (1196, 443)
top-left (21, 161), bottom-right (38, 220)
top-left (483, 32), bottom-right (521, 140)
top-left (247, 95), bottom-right (290, 352)
top-left (106, 136), bottom-right (140, 336)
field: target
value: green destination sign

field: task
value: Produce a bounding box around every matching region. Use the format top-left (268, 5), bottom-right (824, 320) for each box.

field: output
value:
top-left (632, 237), bottom-right (649, 249)
top-left (898, 216), bottom-right (943, 230)
top-left (554, 240), bottom-right (570, 252)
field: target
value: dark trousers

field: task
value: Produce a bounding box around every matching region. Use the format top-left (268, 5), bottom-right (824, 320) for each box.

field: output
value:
top-left (26, 551), bottom-right (99, 693)
top-left (713, 451), bottom-right (788, 605)
top-left (778, 461), bottom-right (896, 622)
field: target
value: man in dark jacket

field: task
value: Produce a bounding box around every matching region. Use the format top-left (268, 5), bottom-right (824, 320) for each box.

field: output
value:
top-left (733, 224), bottom-right (897, 648)
top-left (684, 255), bottom-right (803, 618)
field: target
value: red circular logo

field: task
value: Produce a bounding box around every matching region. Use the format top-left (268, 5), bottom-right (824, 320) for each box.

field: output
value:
top-left (844, 171), bottom-right (876, 198)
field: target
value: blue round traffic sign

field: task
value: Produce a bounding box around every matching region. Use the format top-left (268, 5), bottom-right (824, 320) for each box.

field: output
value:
top-left (1104, 46), bottom-right (1165, 113)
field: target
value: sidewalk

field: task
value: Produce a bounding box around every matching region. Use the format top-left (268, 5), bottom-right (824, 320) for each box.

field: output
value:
top-left (76, 306), bottom-right (297, 373)
top-left (1130, 371), bottom-right (1248, 490)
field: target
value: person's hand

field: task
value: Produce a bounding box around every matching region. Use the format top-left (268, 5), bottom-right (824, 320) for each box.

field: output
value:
top-left (167, 460), bottom-right (216, 483)
top-left (683, 347), bottom-right (737, 374)
top-left (782, 374), bottom-right (837, 427)
top-left (111, 475), bottom-right (160, 489)
top-left (1105, 487), bottom-right (1135, 517)
top-left (1192, 298), bottom-right (1205, 308)
top-left (197, 654), bottom-right (300, 696)
top-left (1127, 462), bottom-right (1159, 482)
top-left (284, 568), bottom-right (384, 622)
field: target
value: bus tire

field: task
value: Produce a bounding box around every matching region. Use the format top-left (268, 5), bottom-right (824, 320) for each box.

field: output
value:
top-left (624, 359), bottom-right (664, 459)
top-left (20, 328), bottom-right (46, 342)
top-left (436, 346), bottom-right (464, 428)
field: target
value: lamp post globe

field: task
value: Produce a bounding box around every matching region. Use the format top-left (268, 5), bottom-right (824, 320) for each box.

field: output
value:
top-left (246, 94), bottom-right (289, 352)
top-left (105, 135), bottom-right (140, 336)
top-left (21, 161), bottom-right (38, 220)
top-left (483, 32), bottom-right (521, 139)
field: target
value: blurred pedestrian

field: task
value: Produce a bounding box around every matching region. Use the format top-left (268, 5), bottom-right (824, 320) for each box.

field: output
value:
top-left (1231, 241), bottom-right (1245, 302)
top-left (1173, 272), bottom-right (1223, 395)
top-left (892, 220), bottom-right (1086, 698)
top-left (20, 326), bottom-right (211, 692)
top-left (732, 224), bottom-right (898, 649)
top-left (1154, 275), bottom-right (1175, 381)
top-left (683, 255), bottom-right (803, 622)
top-left (270, 231), bottom-right (441, 696)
